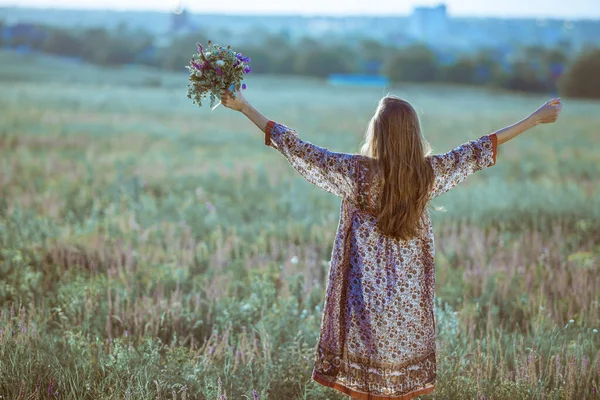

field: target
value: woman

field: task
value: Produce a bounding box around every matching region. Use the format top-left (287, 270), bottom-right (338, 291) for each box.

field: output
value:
top-left (221, 90), bottom-right (561, 399)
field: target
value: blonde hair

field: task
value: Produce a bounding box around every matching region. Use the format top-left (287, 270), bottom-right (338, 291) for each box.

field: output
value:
top-left (359, 95), bottom-right (434, 240)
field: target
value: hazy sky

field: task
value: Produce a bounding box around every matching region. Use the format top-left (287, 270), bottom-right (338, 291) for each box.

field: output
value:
top-left (1, 0), bottom-right (599, 18)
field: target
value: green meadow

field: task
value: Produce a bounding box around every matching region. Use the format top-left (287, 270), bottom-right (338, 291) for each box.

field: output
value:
top-left (0, 50), bottom-right (599, 399)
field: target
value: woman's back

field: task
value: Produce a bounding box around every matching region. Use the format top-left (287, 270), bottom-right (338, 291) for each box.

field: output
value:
top-left (353, 130), bottom-right (498, 224)
top-left (311, 134), bottom-right (498, 397)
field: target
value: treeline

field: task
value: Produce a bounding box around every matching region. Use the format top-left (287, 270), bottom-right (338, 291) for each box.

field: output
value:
top-left (1, 21), bottom-right (599, 98)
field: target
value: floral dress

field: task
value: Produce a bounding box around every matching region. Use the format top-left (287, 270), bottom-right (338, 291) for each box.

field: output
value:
top-left (264, 120), bottom-right (498, 399)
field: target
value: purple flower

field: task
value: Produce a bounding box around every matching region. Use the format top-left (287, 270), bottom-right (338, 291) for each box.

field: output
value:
top-left (205, 202), bottom-right (216, 213)
top-left (216, 68), bottom-right (222, 76)
top-left (236, 53), bottom-right (251, 63)
top-left (191, 60), bottom-right (202, 70)
top-left (242, 83), bottom-right (247, 90)
top-left (197, 43), bottom-right (203, 53)
top-left (243, 66), bottom-right (251, 74)
top-left (253, 389), bottom-right (259, 400)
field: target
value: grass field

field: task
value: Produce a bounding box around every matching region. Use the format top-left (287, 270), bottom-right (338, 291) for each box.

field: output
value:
top-left (0, 50), bottom-right (599, 399)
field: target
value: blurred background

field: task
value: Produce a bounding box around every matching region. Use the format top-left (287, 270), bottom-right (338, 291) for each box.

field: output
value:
top-left (1, 0), bottom-right (600, 94)
top-left (0, 1), bottom-right (599, 399)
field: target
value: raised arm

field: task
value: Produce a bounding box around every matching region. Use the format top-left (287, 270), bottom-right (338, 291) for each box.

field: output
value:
top-left (428, 98), bottom-right (562, 199)
top-left (227, 92), bottom-right (270, 136)
top-left (221, 90), bottom-right (357, 198)
top-left (493, 98), bottom-right (562, 145)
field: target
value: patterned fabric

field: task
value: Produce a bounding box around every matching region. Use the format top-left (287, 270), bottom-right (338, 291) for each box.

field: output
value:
top-left (265, 120), bottom-right (498, 399)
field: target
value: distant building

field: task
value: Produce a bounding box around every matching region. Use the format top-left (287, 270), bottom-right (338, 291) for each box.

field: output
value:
top-left (408, 4), bottom-right (448, 42)
top-left (170, 8), bottom-right (197, 36)
top-left (154, 7), bottom-right (198, 49)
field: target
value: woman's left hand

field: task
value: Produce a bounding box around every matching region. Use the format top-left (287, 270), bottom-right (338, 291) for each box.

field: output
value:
top-left (221, 89), bottom-right (248, 112)
top-left (530, 98), bottom-right (562, 125)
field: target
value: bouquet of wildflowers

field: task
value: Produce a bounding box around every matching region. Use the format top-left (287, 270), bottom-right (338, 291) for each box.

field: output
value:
top-left (186, 41), bottom-right (252, 109)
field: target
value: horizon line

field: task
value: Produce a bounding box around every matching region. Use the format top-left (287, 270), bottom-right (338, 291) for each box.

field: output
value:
top-left (0, 4), bottom-right (599, 21)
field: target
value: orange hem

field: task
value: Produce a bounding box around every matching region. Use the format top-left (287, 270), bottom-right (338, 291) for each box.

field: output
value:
top-left (490, 133), bottom-right (498, 165)
top-left (313, 372), bottom-right (435, 400)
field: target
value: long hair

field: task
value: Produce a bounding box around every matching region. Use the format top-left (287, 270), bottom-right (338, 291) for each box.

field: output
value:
top-left (359, 95), bottom-right (434, 240)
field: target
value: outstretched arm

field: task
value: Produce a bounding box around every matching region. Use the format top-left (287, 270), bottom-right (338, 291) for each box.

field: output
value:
top-left (428, 97), bottom-right (562, 198)
top-left (222, 90), bottom-right (269, 137)
top-left (221, 89), bottom-right (357, 198)
top-left (494, 98), bottom-right (562, 145)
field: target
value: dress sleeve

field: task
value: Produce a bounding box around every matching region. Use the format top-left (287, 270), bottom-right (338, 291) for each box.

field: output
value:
top-left (264, 120), bottom-right (357, 198)
top-left (428, 133), bottom-right (498, 199)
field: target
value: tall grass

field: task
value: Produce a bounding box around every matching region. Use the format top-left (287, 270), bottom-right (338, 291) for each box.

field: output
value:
top-left (0, 50), bottom-right (598, 399)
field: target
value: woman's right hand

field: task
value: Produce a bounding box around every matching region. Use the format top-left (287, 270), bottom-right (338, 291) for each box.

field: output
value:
top-left (530, 98), bottom-right (562, 125)
top-left (221, 89), bottom-right (249, 112)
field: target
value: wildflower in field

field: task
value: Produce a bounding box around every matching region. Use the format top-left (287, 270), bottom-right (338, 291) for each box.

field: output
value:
top-left (205, 202), bottom-right (216, 213)
top-left (291, 256), bottom-right (299, 264)
top-left (594, 328), bottom-right (598, 333)
top-left (565, 319), bottom-right (575, 328)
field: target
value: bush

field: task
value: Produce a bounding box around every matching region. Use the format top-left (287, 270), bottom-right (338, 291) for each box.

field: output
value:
top-left (384, 44), bottom-right (438, 82)
top-left (439, 58), bottom-right (478, 84)
top-left (499, 61), bottom-right (548, 93)
top-left (295, 47), bottom-right (354, 78)
top-left (41, 28), bottom-right (83, 57)
top-left (558, 48), bottom-right (600, 99)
